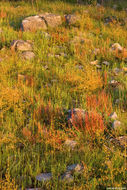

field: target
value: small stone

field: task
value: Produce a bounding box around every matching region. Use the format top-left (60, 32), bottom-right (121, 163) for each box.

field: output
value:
top-left (102, 61), bottom-right (110, 66)
top-left (60, 171), bottom-right (74, 183)
top-left (109, 112), bottom-right (118, 120)
top-left (113, 68), bottom-right (122, 76)
top-left (111, 43), bottom-right (123, 52)
top-left (11, 40), bottom-right (32, 52)
top-left (64, 139), bottom-right (77, 150)
top-left (115, 99), bottom-right (120, 104)
top-left (67, 108), bottom-right (86, 123)
top-left (22, 51), bottom-right (35, 60)
top-left (67, 163), bottom-right (84, 173)
top-left (93, 48), bottom-right (100, 55)
top-left (36, 173), bottom-right (52, 182)
top-left (112, 120), bottom-right (121, 129)
top-left (96, 64), bottom-right (102, 69)
top-left (117, 136), bottom-right (127, 147)
top-left (109, 80), bottom-right (119, 87)
top-left (113, 4), bottom-right (117, 10)
top-left (75, 65), bottom-right (84, 70)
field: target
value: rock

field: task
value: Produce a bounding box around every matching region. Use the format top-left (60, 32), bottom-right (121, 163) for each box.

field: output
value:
top-left (11, 40), bottom-right (32, 52)
top-left (67, 108), bottom-right (86, 124)
top-left (113, 68), bottom-right (122, 76)
top-left (109, 112), bottom-right (118, 120)
top-left (90, 60), bottom-right (98, 65)
top-left (112, 120), bottom-right (121, 129)
top-left (21, 13), bottom-right (62, 32)
top-left (109, 80), bottom-right (119, 87)
top-left (60, 171), bottom-right (74, 183)
top-left (93, 48), bottom-right (100, 55)
top-left (96, 64), bottom-right (102, 69)
top-left (36, 173), bottom-right (52, 182)
top-left (67, 163), bottom-right (84, 173)
top-left (113, 4), bottom-right (117, 10)
top-left (22, 51), bottom-right (35, 60)
top-left (104, 16), bottom-right (117, 25)
top-left (110, 136), bottom-right (127, 150)
top-left (102, 61), bottom-right (110, 66)
top-left (64, 139), bottom-right (77, 150)
top-left (75, 65), bottom-right (84, 70)
top-left (111, 43), bottom-right (123, 53)
top-left (64, 14), bottom-right (80, 25)
top-left (117, 136), bottom-right (127, 147)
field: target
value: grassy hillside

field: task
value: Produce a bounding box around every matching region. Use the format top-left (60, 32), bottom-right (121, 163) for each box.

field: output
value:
top-left (0, 0), bottom-right (127, 189)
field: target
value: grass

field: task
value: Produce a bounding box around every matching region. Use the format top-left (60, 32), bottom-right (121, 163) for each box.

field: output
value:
top-left (0, 0), bottom-right (127, 189)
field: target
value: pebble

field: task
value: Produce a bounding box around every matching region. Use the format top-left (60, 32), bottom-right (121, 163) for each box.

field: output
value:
top-left (109, 112), bottom-right (118, 120)
top-left (112, 120), bottom-right (121, 129)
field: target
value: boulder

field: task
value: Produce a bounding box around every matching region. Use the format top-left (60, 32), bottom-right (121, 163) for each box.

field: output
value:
top-left (11, 40), bottom-right (32, 52)
top-left (21, 13), bottom-right (62, 32)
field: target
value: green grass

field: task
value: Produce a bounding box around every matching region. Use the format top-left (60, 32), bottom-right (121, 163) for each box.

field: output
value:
top-left (0, 0), bottom-right (127, 189)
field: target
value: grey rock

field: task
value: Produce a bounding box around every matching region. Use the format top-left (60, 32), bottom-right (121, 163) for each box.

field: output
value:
top-left (109, 80), bottom-right (119, 87)
top-left (36, 173), bottom-right (52, 182)
top-left (113, 68), bottom-right (122, 76)
top-left (64, 139), bottom-right (77, 149)
top-left (22, 51), bottom-right (35, 60)
top-left (96, 64), bottom-right (102, 69)
top-left (67, 163), bottom-right (84, 173)
top-left (67, 108), bottom-right (86, 123)
top-left (102, 61), bottom-right (110, 66)
top-left (60, 171), bottom-right (74, 183)
top-left (75, 65), bottom-right (84, 70)
top-left (109, 112), bottom-right (118, 120)
top-left (21, 13), bottom-right (62, 32)
top-left (117, 136), bottom-right (127, 147)
top-left (112, 120), bottom-right (121, 129)
top-left (11, 40), bottom-right (32, 52)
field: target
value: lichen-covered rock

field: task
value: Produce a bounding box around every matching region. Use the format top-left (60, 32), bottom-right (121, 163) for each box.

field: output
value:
top-left (11, 40), bottom-right (32, 52)
top-left (21, 13), bottom-right (62, 32)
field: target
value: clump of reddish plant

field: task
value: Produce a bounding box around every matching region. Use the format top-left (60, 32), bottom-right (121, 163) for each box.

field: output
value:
top-left (86, 90), bottom-right (113, 116)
